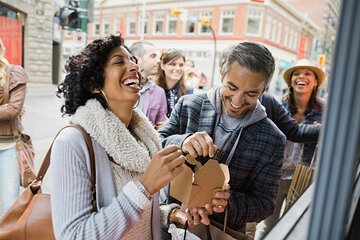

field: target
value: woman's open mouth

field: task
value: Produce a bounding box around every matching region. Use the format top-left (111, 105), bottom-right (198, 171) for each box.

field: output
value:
top-left (123, 78), bottom-right (140, 90)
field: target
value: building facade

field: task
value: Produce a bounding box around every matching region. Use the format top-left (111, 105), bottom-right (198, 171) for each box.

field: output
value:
top-left (0, 0), bottom-right (59, 84)
top-left (77, 0), bottom-right (319, 97)
top-left (287, 0), bottom-right (340, 70)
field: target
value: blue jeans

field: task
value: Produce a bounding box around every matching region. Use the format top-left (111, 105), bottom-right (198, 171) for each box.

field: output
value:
top-left (0, 146), bottom-right (20, 217)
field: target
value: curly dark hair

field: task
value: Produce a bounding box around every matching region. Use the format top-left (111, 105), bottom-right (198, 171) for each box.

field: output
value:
top-left (57, 34), bottom-right (126, 115)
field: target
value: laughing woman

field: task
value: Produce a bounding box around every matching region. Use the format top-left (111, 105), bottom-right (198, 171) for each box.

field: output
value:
top-left (51, 35), bottom-right (208, 239)
top-left (255, 59), bottom-right (325, 239)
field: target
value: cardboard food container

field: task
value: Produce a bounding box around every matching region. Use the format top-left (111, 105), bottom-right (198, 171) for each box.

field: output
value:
top-left (170, 154), bottom-right (230, 207)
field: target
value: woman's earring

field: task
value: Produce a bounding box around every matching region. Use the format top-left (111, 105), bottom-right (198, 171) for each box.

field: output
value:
top-left (100, 90), bottom-right (109, 104)
top-left (133, 100), bottom-right (140, 109)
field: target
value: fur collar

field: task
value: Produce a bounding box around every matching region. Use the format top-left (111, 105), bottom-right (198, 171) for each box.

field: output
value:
top-left (72, 99), bottom-right (162, 173)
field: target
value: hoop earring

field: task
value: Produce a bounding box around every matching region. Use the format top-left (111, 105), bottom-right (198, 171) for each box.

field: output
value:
top-left (133, 100), bottom-right (139, 109)
top-left (100, 90), bottom-right (109, 104)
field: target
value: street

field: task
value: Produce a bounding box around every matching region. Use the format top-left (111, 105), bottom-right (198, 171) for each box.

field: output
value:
top-left (22, 83), bottom-right (70, 191)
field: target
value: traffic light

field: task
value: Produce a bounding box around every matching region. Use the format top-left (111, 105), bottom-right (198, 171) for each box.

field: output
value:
top-left (60, 7), bottom-right (78, 29)
top-left (60, 2), bottom-right (79, 30)
top-left (200, 17), bottom-right (211, 27)
top-left (170, 8), bottom-right (182, 17)
top-left (318, 54), bottom-right (326, 67)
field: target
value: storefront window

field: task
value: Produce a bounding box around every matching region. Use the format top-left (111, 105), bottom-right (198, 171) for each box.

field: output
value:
top-left (0, 4), bottom-right (25, 65)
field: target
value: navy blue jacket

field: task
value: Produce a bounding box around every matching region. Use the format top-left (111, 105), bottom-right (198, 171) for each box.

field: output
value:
top-left (260, 93), bottom-right (320, 143)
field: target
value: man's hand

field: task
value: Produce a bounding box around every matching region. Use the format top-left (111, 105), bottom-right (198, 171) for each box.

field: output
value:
top-left (205, 184), bottom-right (231, 214)
top-left (182, 131), bottom-right (217, 158)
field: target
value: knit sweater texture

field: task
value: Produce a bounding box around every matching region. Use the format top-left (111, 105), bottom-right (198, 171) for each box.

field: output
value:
top-left (50, 99), bottom-right (163, 239)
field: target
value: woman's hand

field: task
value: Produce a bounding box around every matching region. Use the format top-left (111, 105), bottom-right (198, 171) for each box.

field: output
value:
top-left (168, 184), bottom-right (230, 228)
top-left (140, 145), bottom-right (185, 195)
top-left (205, 184), bottom-right (231, 214)
top-left (182, 131), bottom-right (217, 158)
top-left (170, 206), bottom-right (210, 228)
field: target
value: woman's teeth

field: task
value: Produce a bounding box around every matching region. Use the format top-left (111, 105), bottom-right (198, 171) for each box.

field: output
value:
top-left (123, 78), bottom-right (139, 86)
top-left (297, 81), bottom-right (306, 86)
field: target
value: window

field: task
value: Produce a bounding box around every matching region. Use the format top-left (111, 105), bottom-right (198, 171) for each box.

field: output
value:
top-left (270, 19), bottom-right (277, 42)
top-left (220, 9), bottom-right (235, 34)
top-left (199, 10), bottom-right (213, 34)
top-left (184, 11), bottom-right (196, 34)
top-left (144, 16), bottom-right (148, 35)
top-left (114, 18), bottom-right (120, 34)
top-left (138, 15), bottom-right (148, 36)
top-left (264, 16), bottom-right (271, 40)
top-left (154, 14), bottom-right (164, 35)
top-left (103, 18), bottom-right (110, 35)
top-left (94, 22), bottom-right (100, 36)
top-left (276, 22), bottom-right (282, 43)
top-left (246, 8), bottom-right (263, 36)
top-left (167, 16), bottom-right (177, 34)
top-left (284, 26), bottom-right (289, 47)
top-left (127, 16), bottom-right (136, 35)
top-left (288, 28), bottom-right (294, 48)
top-left (293, 31), bottom-right (299, 50)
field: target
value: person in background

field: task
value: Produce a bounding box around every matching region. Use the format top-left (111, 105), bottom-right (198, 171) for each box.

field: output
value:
top-left (159, 42), bottom-right (286, 239)
top-left (52, 34), bottom-right (214, 239)
top-left (155, 49), bottom-right (194, 118)
top-left (129, 41), bottom-right (167, 129)
top-left (255, 59), bottom-right (325, 239)
top-left (184, 58), bottom-right (201, 90)
top-left (0, 38), bottom-right (29, 217)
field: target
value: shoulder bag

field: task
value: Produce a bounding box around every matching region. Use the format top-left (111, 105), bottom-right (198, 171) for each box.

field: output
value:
top-left (0, 125), bottom-right (97, 240)
top-left (3, 65), bottom-right (36, 188)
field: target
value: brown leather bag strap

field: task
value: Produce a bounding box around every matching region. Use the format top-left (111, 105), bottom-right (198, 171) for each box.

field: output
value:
top-left (34, 124), bottom-right (97, 212)
top-left (77, 125), bottom-right (97, 212)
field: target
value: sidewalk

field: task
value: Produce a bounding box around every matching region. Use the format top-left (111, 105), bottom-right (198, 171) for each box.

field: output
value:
top-left (23, 83), bottom-right (70, 191)
top-left (26, 82), bottom-right (58, 96)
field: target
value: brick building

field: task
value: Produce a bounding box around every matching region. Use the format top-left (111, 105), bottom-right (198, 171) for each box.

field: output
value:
top-left (0, 0), bottom-right (63, 84)
top-left (79, 0), bottom-right (318, 97)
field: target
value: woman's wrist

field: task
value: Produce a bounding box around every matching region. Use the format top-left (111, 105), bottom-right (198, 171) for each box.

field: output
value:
top-left (168, 207), bottom-right (180, 224)
top-left (134, 180), bottom-right (152, 200)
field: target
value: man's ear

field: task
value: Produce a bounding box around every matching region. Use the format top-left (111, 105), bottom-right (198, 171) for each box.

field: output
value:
top-left (220, 69), bottom-right (225, 82)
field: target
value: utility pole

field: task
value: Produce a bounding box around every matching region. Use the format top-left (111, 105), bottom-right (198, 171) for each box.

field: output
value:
top-left (170, 8), bottom-right (217, 87)
top-left (140, 0), bottom-right (146, 40)
top-left (200, 17), bottom-right (217, 88)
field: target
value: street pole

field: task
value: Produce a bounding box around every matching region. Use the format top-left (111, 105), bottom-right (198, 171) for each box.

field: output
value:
top-left (140, 0), bottom-right (146, 40)
top-left (322, 15), bottom-right (332, 57)
top-left (209, 25), bottom-right (217, 88)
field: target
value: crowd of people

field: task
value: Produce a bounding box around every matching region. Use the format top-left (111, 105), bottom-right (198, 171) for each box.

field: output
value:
top-left (0, 34), bottom-right (325, 239)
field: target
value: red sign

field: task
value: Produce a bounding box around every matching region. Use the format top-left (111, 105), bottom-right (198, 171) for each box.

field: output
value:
top-left (120, 18), bottom-right (125, 34)
top-left (298, 35), bottom-right (307, 59)
top-left (0, 16), bottom-right (23, 65)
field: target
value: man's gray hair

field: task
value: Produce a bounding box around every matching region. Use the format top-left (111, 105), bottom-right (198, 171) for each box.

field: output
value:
top-left (129, 41), bottom-right (154, 57)
top-left (221, 42), bottom-right (275, 87)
